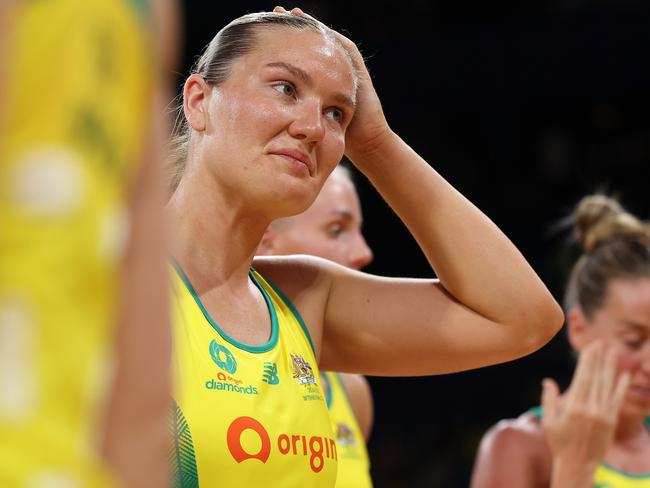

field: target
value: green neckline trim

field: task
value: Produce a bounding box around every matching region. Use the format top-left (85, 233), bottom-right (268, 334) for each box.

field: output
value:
top-left (528, 406), bottom-right (650, 428)
top-left (527, 405), bottom-right (543, 420)
top-left (600, 462), bottom-right (650, 479)
top-left (259, 273), bottom-right (316, 356)
top-left (173, 262), bottom-right (279, 353)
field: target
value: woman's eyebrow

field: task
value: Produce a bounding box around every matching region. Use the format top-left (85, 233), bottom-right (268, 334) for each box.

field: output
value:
top-left (266, 61), bottom-right (312, 84)
top-left (328, 209), bottom-right (354, 222)
top-left (620, 320), bottom-right (650, 332)
top-left (265, 61), bottom-right (356, 109)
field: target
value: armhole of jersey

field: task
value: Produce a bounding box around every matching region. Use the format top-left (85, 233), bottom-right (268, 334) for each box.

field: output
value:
top-left (322, 372), bottom-right (334, 409)
top-left (333, 372), bottom-right (353, 407)
top-left (252, 269), bottom-right (317, 357)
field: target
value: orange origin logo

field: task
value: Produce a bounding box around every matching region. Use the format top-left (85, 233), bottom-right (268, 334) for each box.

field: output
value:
top-left (226, 416), bottom-right (337, 473)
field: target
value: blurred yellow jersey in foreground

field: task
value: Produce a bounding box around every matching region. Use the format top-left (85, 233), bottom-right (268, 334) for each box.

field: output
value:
top-left (0, 0), bottom-right (154, 485)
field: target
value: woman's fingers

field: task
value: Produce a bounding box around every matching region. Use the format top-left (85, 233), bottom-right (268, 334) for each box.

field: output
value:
top-left (566, 340), bottom-right (601, 409)
top-left (598, 345), bottom-right (618, 406)
top-left (564, 341), bottom-right (629, 425)
top-left (611, 370), bottom-right (631, 413)
top-left (586, 341), bottom-right (605, 409)
top-left (541, 378), bottom-right (560, 426)
top-left (540, 342), bottom-right (629, 467)
top-left (275, 6), bottom-right (314, 21)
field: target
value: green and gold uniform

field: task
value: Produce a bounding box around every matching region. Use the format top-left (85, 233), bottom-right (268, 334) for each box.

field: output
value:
top-left (171, 266), bottom-right (338, 487)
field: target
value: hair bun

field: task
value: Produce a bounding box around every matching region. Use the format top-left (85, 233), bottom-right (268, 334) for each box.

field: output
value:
top-left (573, 194), bottom-right (649, 252)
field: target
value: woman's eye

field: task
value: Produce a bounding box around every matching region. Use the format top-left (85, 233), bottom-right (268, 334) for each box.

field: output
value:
top-left (622, 336), bottom-right (644, 350)
top-left (273, 82), bottom-right (295, 97)
top-left (326, 223), bottom-right (344, 238)
top-left (325, 107), bottom-right (344, 124)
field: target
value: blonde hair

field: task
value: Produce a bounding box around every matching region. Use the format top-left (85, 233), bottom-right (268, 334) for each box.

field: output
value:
top-left (564, 194), bottom-right (650, 317)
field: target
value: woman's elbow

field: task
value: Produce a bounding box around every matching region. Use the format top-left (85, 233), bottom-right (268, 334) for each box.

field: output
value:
top-left (519, 294), bottom-right (564, 354)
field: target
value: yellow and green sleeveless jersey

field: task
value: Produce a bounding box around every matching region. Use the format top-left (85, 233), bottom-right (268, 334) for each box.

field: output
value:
top-left (322, 372), bottom-right (373, 488)
top-left (171, 266), bottom-right (338, 487)
top-left (0, 0), bottom-right (154, 486)
top-left (530, 407), bottom-right (650, 487)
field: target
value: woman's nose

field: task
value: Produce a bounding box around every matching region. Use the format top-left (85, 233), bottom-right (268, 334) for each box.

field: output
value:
top-left (288, 99), bottom-right (325, 144)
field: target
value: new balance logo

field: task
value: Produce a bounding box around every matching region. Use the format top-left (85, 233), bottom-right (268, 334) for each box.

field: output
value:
top-left (262, 362), bottom-right (279, 385)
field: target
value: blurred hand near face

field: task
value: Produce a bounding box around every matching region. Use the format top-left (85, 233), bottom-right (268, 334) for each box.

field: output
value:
top-left (541, 341), bottom-right (630, 483)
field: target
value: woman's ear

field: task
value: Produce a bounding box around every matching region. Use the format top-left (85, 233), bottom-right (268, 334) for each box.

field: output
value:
top-left (183, 74), bottom-right (209, 132)
top-left (566, 307), bottom-right (590, 352)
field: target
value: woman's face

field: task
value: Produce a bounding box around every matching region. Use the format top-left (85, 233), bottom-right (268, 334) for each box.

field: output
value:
top-left (581, 278), bottom-right (650, 418)
top-left (194, 27), bottom-right (357, 218)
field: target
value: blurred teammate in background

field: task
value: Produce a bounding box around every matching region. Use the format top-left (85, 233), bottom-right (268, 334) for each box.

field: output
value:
top-left (258, 164), bottom-right (374, 487)
top-left (471, 194), bottom-right (650, 488)
top-left (0, 0), bottom-right (179, 486)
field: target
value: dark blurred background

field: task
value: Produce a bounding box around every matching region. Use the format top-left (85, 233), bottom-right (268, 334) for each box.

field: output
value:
top-left (177, 1), bottom-right (650, 486)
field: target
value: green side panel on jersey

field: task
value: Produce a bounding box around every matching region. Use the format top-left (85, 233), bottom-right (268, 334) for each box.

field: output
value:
top-left (170, 400), bottom-right (199, 488)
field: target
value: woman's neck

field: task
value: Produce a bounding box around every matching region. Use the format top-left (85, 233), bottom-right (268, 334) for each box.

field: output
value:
top-left (613, 411), bottom-right (650, 448)
top-left (166, 167), bottom-right (270, 292)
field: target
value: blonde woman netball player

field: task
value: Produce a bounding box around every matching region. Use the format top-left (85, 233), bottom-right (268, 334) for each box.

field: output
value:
top-left (167, 7), bottom-right (563, 486)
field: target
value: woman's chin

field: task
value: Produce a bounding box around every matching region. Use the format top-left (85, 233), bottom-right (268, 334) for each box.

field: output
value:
top-left (620, 398), bottom-right (650, 420)
top-left (268, 186), bottom-right (319, 217)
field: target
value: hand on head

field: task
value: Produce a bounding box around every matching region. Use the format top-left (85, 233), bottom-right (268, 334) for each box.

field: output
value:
top-left (273, 6), bottom-right (391, 165)
top-left (273, 6), bottom-right (304, 15)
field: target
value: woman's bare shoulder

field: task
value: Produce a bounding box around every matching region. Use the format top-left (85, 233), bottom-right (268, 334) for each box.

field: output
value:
top-left (253, 254), bottom-right (341, 297)
top-left (480, 411), bottom-right (551, 473)
top-left (485, 412), bottom-right (547, 447)
top-left (471, 411), bottom-right (552, 487)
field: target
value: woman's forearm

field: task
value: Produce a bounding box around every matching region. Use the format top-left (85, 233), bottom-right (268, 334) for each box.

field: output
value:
top-left (350, 130), bottom-right (563, 348)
